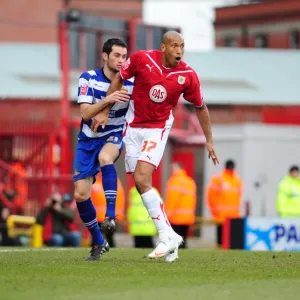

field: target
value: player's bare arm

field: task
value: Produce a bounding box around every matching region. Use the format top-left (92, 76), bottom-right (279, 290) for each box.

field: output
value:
top-left (91, 73), bottom-right (125, 132)
top-left (195, 104), bottom-right (219, 165)
top-left (109, 72), bottom-right (125, 93)
top-left (80, 89), bottom-right (129, 121)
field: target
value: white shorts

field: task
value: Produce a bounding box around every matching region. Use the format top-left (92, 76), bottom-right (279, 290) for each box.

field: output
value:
top-left (123, 124), bottom-right (170, 173)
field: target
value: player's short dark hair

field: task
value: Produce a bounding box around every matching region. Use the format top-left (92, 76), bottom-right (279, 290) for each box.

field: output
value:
top-left (225, 160), bottom-right (235, 170)
top-left (289, 165), bottom-right (299, 173)
top-left (102, 38), bottom-right (127, 56)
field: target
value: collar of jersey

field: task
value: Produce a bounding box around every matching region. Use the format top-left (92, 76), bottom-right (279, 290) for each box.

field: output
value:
top-left (101, 68), bottom-right (111, 83)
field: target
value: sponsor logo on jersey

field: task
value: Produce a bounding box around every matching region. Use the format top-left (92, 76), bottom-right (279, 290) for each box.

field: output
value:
top-left (178, 75), bottom-right (186, 85)
top-left (80, 85), bottom-right (88, 96)
top-left (149, 85), bottom-right (167, 103)
top-left (146, 64), bottom-right (154, 72)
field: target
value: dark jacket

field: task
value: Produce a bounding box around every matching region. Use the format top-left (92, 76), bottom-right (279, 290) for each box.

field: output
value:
top-left (36, 207), bottom-right (75, 239)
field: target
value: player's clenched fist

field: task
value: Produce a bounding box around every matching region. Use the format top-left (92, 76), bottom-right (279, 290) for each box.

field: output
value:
top-left (91, 112), bottom-right (109, 132)
top-left (106, 90), bottom-right (130, 104)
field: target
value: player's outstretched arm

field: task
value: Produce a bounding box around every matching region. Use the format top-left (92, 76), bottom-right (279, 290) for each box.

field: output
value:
top-left (80, 89), bottom-right (129, 121)
top-left (108, 72), bottom-right (125, 95)
top-left (195, 104), bottom-right (219, 165)
top-left (91, 50), bottom-right (138, 132)
top-left (95, 73), bottom-right (125, 120)
top-left (91, 73), bottom-right (126, 132)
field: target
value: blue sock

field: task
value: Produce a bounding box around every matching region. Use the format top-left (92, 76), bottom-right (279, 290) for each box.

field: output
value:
top-left (76, 198), bottom-right (104, 246)
top-left (101, 164), bottom-right (117, 219)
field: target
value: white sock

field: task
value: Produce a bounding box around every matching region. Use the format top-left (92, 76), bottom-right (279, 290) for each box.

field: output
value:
top-left (141, 188), bottom-right (171, 238)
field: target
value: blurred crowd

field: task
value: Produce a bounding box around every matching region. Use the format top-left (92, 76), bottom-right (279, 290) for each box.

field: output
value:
top-left (1, 160), bottom-right (299, 248)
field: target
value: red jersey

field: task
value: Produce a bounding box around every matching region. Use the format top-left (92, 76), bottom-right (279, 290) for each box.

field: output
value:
top-left (120, 50), bottom-right (204, 129)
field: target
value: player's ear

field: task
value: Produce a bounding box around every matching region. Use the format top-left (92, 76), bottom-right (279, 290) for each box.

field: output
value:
top-left (160, 43), bottom-right (166, 52)
top-left (102, 52), bottom-right (108, 61)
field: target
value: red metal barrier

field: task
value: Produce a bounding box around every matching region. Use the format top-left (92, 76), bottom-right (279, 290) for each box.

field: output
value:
top-left (0, 159), bottom-right (27, 214)
top-left (59, 11), bottom-right (72, 175)
top-left (0, 158), bottom-right (74, 217)
top-left (26, 175), bottom-right (74, 217)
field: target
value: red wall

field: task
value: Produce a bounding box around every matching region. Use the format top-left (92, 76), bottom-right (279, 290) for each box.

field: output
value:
top-left (215, 0), bottom-right (300, 49)
top-left (0, 0), bottom-right (142, 43)
top-left (263, 106), bottom-right (300, 125)
top-left (172, 151), bottom-right (195, 178)
top-left (215, 0), bottom-right (300, 25)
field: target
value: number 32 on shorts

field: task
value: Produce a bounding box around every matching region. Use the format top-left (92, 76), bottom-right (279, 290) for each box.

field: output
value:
top-left (141, 141), bottom-right (157, 152)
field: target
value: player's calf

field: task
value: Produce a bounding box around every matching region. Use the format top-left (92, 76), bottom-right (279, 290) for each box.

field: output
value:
top-left (74, 179), bottom-right (107, 259)
top-left (133, 167), bottom-right (153, 195)
top-left (98, 143), bottom-right (120, 220)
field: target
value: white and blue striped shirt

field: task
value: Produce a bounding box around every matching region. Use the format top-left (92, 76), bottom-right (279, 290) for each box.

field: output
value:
top-left (77, 69), bottom-right (134, 140)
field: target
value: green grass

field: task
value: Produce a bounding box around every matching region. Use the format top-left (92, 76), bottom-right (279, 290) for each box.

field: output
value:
top-left (0, 248), bottom-right (300, 300)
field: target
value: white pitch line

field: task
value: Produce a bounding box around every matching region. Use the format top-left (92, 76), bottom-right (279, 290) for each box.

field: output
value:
top-left (0, 248), bottom-right (81, 253)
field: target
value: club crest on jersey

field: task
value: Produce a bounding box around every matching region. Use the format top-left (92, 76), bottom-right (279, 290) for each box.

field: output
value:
top-left (149, 85), bottom-right (167, 103)
top-left (80, 85), bottom-right (88, 96)
top-left (178, 75), bottom-right (186, 85)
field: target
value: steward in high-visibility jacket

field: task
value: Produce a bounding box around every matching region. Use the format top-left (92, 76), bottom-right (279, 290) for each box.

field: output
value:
top-left (165, 168), bottom-right (196, 226)
top-left (127, 186), bottom-right (157, 236)
top-left (206, 160), bottom-right (242, 246)
top-left (164, 162), bottom-right (197, 248)
top-left (127, 186), bottom-right (157, 248)
top-left (9, 161), bottom-right (27, 214)
top-left (277, 166), bottom-right (300, 217)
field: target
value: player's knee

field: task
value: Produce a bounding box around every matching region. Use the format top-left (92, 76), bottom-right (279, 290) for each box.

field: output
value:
top-left (134, 172), bottom-right (152, 194)
top-left (74, 189), bottom-right (89, 202)
top-left (99, 152), bottom-right (114, 166)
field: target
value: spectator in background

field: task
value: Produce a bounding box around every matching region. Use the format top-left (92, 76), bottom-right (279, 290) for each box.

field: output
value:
top-left (277, 165), bottom-right (300, 217)
top-left (164, 162), bottom-right (197, 249)
top-left (0, 207), bottom-right (22, 246)
top-left (0, 178), bottom-right (15, 213)
top-left (61, 193), bottom-right (81, 239)
top-left (127, 186), bottom-right (157, 248)
top-left (207, 160), bottom-right (242, 247)
top-left (91, 173), bottom-right (125, 247)
top-left (36, 192), bottom-right (81, 247)
top-left (9, 160), bottom-right (28, 214)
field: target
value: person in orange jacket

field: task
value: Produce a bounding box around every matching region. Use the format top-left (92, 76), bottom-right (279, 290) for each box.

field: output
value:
top-left (207, 159), bottom-right (242, 246)
top-left (90, 173), bottom-right (125, 247)
top-left (164, 162), bottom-right (197, 248)
top-left (7, 160), bottom-right (27, 214)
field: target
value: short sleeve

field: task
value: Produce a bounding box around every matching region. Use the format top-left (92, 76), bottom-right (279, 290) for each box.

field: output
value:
top-left (77, 72), bottom-right (94, 104)
top-left (120, 51), bottom-right (142, 80)
top-left (183, 72), bottom-right (204, 108)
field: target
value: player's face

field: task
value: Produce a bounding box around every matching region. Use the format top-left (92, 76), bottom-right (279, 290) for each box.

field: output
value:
top-left (161, 37), bottom-right (185, 68)
top-left (103, 45), bottom-right (127, 73)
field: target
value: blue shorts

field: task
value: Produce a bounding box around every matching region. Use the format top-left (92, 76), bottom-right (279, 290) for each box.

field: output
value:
top-left (73, 131), bottom-right (124, 183)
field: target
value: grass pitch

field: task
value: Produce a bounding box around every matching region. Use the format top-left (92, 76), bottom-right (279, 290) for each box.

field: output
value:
top-left (0, 248), bottom-right (299, 300)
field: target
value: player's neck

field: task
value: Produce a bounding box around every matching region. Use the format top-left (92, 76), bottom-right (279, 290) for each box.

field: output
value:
top-left (161, 56), bottom-right (177, 69)
top-left (102, 66), bottom-right (116, 81)
top-left (161, 56), bottom-right (172, 68)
